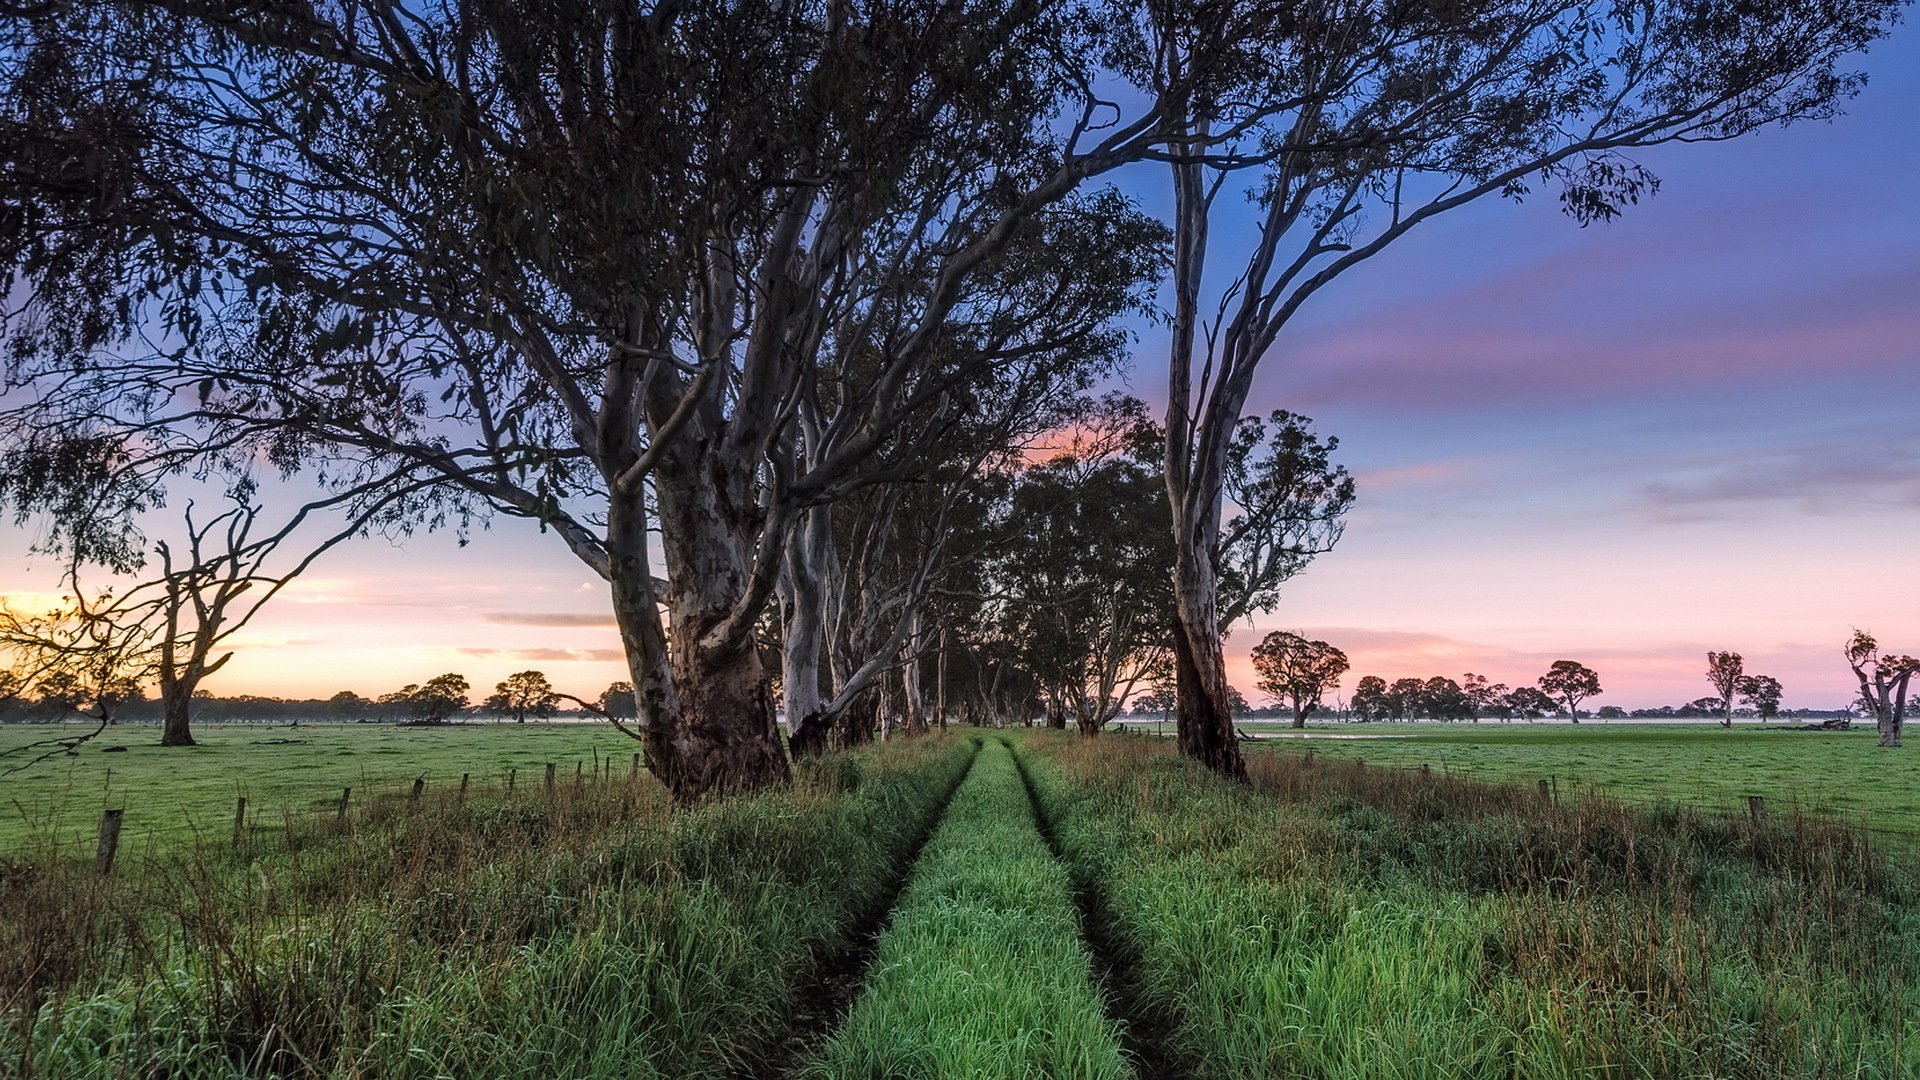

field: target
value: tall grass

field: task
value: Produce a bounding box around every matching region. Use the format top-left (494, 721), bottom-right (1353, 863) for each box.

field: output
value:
top-left (804, 738), bottom-right (1130, 1080)
top-left (2, 735), bottom-right (976, 1078)
top-left (1019, 731), bottom-right (1920, 1079)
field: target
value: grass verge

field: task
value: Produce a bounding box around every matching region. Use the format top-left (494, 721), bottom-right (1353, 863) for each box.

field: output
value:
top-left (1020, 730), bottom-right (1920, 1079)
top-left (2, 735), bottom-right (975, 1079)
top-left (802, 738), bottom-right (1130, 1080)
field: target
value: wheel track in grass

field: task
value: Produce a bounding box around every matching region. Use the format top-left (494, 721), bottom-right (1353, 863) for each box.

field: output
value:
top-left (1007, 737), bottom-right (1184, 1080)
top-left (759, 738), bottom-right (983, 1080)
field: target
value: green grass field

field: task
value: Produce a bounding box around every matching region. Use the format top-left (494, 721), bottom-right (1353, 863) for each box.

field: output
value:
top-left (1236, 721), bottom-right (1920, 843)
top-left (0, 721), bottom-right (644, 856)
top-left (4, 727), bottom-right (1916, 1078)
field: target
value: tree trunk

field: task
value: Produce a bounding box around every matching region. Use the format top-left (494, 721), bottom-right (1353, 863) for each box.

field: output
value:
top-left (902, 611), bottom-right (928, 736)
top-left (839, 687), bottom-right (878, 748)
top-left (1046, 695), bottom-right (1067, 730)
top-left (1168, 559), bottom-right (1245, 780)
top-left (1290, 700), bottom-right (1309, 729)
top-left (781, 505), bottom-right (832, 758)
top-left (1879, 705), bottom-right (1902, 748)
top-left (935, 628), bottom-right (948, 731)
top-left (159, 676), bottom-right (196, 747)
top-left (617, 448), bottom-right (791, 802)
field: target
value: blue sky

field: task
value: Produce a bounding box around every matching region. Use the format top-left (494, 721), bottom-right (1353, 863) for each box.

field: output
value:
top-left (4, 26), bottom-right (1915, 711)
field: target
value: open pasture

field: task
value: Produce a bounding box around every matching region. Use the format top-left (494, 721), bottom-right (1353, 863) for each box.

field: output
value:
top-left (8, 729), bottom-right (1915, 1078)
top-left (0, 721), bottom-right (641, 856)
top-left (1240, 722), bottom-right (1920, 844)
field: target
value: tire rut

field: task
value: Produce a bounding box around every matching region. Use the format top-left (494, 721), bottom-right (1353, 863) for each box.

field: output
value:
top-left (760, 741), bottom-right (983, 1080)
top-left (1006, 739), bottom-right (1185, 1080)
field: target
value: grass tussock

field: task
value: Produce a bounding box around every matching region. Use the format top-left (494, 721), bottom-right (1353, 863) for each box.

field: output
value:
top-left (804, 738), bottom-right (1129, 1080)
top-left (1, 735), bottom-right (976, 1079)
top-left (1020, 731), bottom-right (1920, 1080)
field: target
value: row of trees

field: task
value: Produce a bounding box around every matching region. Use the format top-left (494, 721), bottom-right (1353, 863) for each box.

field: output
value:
top-left (0, 0), bottom-right (1903, 798)
top-left (1248, 642), bottom-right (1605, 726)
top-left (1246, 636), bottom-right (1917, 747)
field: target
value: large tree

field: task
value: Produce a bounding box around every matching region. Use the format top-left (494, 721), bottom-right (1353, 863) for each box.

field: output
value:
top-left (1125, 0), bottom-right (1904, 777)
top-left (488, 670), bottom-right (559, 723)
top-left (1706, 651), bottom-right (1745, 728)
top-left (1845, 631), bottom-right (1917, 748)
top-left (0, 1), bottom-right (1195, 800)
top-left (1737, 674), bottom-right (1784, 722)
top-left (1538, 660), bottom-right (1602, 722)
top-left (993, 398), bottom-right (1172, 737)
top-left (1250, 631), bottom-right (1348, 729)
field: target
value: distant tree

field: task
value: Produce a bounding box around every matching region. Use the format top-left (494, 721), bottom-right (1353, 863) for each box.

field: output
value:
top-left (1680, 697), bottom-right (1724, 718)
top-left (1226, 686), bottom-right (1251, 720)
top-left (488, 671), bottom-right (558, 723)
top-left (1421, 676), bottom-right (1474, 723)
top-left (1386, 678), bottom-right (1425, 722)
top-left (325, 690), bottom-right (369, 721)
top-left (1504, 687), bottom-right (1560, 723)
top-left (1844, 631), bottom-right (1918, 748)
top-left (1706, 652), bottom-right (1746, 728)
top-left (599, 682), bottom-right (638, 721)
top-left (1350, 676), bottom-right (1391, 723)
top-left (1538, 662), bottom-right (1602, 724)
top-left (1737, 675), bottom-right (1785, 723)
top-left (991, 400), bottom-right (1174, 740)
top-left (1461, 673), bottom-right (1507, 724)
top-left (1250, 632), bottom-right (1349, 729)
top-left (391, 674), bottom-right (469, 725)
top-left (1596, 706), bottom-right (1627, 720)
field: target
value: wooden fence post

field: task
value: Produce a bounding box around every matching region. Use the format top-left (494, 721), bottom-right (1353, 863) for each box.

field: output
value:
top-left (459, 773), bottom-right (470, 801)
top-left (336, 787), bottom-right (351, 823)
top-left (95, 808), bottom-right (124, 875)
top-left (507, 768), bottom-right (516, 795)
top-left (1538, 778), bottom-right (1552, 801)
top-left (231, 797), bottom-right (247, 849)
top-left (411, 777), bottom-right (426, 806)
top-left (574, 760), bottom-right (584, 789)
top-left (545, 763), bottom-right (556, 791)
top-left (631, 753), bottom-right (641, 779)
top-left (1419, 763), bottom-right (1432, 779)
top-left (1747, 795), bottom-right (1769, 824)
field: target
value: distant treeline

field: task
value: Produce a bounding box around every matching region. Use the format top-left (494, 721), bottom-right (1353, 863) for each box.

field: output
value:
top-left (0, 691), bottom-right (594, 725)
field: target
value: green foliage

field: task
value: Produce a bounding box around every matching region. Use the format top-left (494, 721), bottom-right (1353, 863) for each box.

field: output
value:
top-left (804, 739), bottom-right (1129, 1079)
top-left (1020, 731), bottom-right (1920, 1079)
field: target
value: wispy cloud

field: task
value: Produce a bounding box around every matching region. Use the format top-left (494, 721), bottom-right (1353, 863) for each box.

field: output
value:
top-left (456, 646), bottom-right (624, 663)
top-left (482, 612), bottom-right (618, 628)
top-left (1639, 441), bottom-right (1920, 521)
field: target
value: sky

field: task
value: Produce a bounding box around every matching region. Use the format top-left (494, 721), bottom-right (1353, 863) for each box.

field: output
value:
top-left (4, 29), bottom-right (1917, 712)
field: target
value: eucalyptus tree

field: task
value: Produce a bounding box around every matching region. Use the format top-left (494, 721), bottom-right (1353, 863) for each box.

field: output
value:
top-left (1538, 660), bottom-right (1602, 722)
top-left (1845, 631), bottom-right (1917, 748)
top-left (0, 2), bottom-right (1196, 800)
top-left (1706, 650), bottom-right (1745, 728)
top-left (1121, 0), bottom-right (1905, 777)
top-left (777, 203), bottom-right (1163, 754)
top-left (487, 670), bottom-right (559, 722)
top-left (1250, 631), bottom-right (1348, 729)
top-left (1737, 674), bottom-right (1784, 722)
top-left (993, 397), bottom-right (1172, 736)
